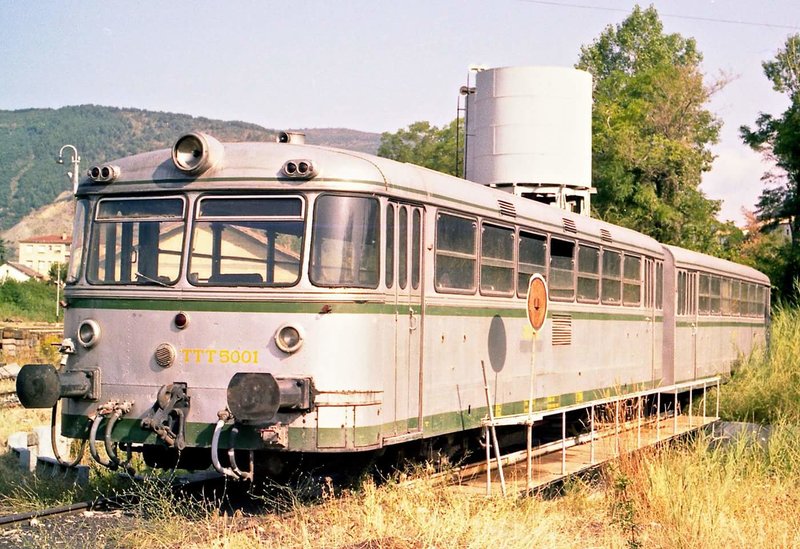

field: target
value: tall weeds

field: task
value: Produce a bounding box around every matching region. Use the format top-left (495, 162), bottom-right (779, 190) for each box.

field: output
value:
top-left (720, 301), bottom-right (800, 423)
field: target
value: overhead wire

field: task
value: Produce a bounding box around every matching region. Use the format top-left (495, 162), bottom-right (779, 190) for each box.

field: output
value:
top-left (518, 0), bottom-right (800, 31)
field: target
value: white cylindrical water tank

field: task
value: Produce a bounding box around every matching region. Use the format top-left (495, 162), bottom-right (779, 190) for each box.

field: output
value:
top-left (465, 66), bottom-right (592, 187)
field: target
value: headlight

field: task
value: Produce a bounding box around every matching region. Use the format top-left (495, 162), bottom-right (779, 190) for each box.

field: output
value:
top-left (77, 319), bottom-right (101, 348)
top-left (275, 324), bottom-right (304, 354)
top-left (172, 132), bottom-right (223, 176)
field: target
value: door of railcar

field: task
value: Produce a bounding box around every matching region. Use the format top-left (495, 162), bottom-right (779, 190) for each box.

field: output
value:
top-left (675, 269), bottom-right (699, 382)
top-left (644, 258), bottom-right (659, 381)
top-left (387, 202), bottom-right (424, 435)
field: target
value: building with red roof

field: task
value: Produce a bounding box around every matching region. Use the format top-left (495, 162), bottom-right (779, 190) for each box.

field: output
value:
top-left (17, 233), bottom-right (71, 278)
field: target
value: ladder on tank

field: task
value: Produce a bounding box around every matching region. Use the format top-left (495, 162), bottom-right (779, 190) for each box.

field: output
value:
top-left (479, 361), bottom-right (721, 497)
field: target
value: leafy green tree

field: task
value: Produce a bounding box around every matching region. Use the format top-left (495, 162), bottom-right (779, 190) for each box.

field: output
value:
top-left (736, 210), bottom-right (790, 297)
top-left (377, 119), bottom-right (462, 176)
top-left (576, 6), bottom-right (725, 253)
top-left (740, 34), bottom-right (800, 299)
top-left (48, 262), bottom-right (67, 283)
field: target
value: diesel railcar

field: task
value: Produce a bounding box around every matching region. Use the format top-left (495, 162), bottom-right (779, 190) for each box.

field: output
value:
top-left (16, 131), bottom-right (769, 478)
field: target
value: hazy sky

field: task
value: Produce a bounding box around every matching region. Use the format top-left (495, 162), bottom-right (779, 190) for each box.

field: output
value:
top-left (1, 1), bottom-right (798, 224)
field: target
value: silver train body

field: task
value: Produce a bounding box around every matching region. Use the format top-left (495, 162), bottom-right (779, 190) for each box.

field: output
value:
top-left (19, 132), bottom-right (769, 472)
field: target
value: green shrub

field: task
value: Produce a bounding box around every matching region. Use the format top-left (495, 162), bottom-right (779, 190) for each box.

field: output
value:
top-left (0, 279), bottom-right (59, 322)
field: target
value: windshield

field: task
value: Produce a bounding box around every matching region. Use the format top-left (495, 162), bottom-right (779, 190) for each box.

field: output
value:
top-left (86, 197), bottom-right (185, 285)
top-left (188, 196), bottom-right (304, 286)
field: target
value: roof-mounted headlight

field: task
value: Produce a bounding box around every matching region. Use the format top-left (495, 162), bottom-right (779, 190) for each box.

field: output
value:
top-left (281, 159), bottom-right (317, 179)
top-left (87, 164), bottom-right (120, 183)
top-left (172, 132), bottom-right (224, 176)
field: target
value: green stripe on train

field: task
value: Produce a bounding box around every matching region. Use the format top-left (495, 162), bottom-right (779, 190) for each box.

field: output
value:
top-left (68, 297), bottom-right (662, 322)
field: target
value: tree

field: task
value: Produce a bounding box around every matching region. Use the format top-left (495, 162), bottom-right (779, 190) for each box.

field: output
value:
top-left (576, 6), bottom-right (725, 252)
top-left (740, 35), bottom-right (800, 299)
top-left (377, 119), bottom-right (462, 176)
top-left (48, 262), bottom-right (67, 283)
top-left (736, 210), bottom-right (790, 295)
top-left (0, 239), bottom-right (6, 263)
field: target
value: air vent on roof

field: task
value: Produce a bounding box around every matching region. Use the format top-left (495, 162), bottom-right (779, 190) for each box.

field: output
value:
top-left (498, 200), bottom-right (516, 218)
top-left (562, 218), bottom-right (577, 234)
top-left (551, 313), bottom-right (573, 346)
top-left (601, 229), bottom-right (613, 243)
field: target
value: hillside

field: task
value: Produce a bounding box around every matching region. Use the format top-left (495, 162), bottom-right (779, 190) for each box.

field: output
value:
top-left (0, 106), bottom-right (381, 245)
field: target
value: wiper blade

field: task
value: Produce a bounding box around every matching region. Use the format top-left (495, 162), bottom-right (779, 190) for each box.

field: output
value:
top-left (135, 272), bottom-right (170, 287)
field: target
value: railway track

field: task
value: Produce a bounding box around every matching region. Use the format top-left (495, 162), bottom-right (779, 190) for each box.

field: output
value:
top-left (0, 470), bottom-right (255, 547)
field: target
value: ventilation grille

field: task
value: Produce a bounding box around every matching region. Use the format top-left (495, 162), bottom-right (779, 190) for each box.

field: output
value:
top-left (551, 313), bottom-right (573, 346)
top-left (498, 200), bottom-right (516, 218)
top-left (562, 218), bottom-right (577, 234)
top-left (600, 229), bottom-right (613, 243)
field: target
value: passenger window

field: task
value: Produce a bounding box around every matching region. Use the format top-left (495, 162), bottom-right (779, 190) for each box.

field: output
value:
top-left (710, 276), bottom-right (721, 315)
top-left (699, 274), bottom-right (710, 314)
top-left (622, 254), bottom-right (641, 306)
top-left (677, 271), bottom-right (686, 315)
top-left (435, 213), bottom-right (476, 292)
top-left (399, 207), bottom-right (408, 290)
top-left (412, 209), bottom-right (421, 290)
top-left (577, 245), bottom-right (599, 302)
top-left (386, 204), bottom-right (394, 289)
top-left (549, 238), bottom-right (575, 301)
top-left (480, 223), bottom-right (514, 295)
top-left (656, 262), bottom-right (663, 309)
top-left (518, 231), bottom-right (546, 297)
top-left (731, 280), bottom-right (741, 316)
top-left (602, 250), bottom-right (622, 305)
top-left (721, 278), bottom-right (732, 316)
top-left (748, 284), bottom-right (757, 317)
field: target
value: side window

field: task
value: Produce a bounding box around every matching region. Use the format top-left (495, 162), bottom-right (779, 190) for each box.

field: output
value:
top-left (412, 209), bottom-right (421, 290)
top-left (518, 231), bottom-right (547, 297)
top-left (67, 199), bottom-right (89, 284)
top-left (699, 274), bottom-right (710, 314)
top-left (622, 254), bottom-right (642, 306)
top-left (731, 280), bottom-right (741, 316)
top-left (480, 223), bottom-right (515, 295)
top-left (310, 195), bottom-right (380, 288)
top-left (656, 261), bottom-right (663, 310)
top-left (749, 283), bottom-right (759, 317)
top-left (721, 278), bottom-right (732, 316)
top-left (577, 244), bottom-right (600, 302)
top-left (602, 250), bottom-right (622, 305)
top-left (549, 238), bottom-right (575, 301)
top-left (710, 276), bottom-right (721, 315)
top-left (399, 206), bottom-right (408, 290)
top-left (386, 204), bottom-right (394, 289)
top-left (435, 213), bottom-right (476, 292)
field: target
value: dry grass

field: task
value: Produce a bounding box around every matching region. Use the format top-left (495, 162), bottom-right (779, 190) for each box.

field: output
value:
top-left (92, 425), bottom-right (800, 549)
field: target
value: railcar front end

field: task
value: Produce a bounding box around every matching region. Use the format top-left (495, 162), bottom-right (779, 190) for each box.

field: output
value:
top-left (16, 134), bottom-right (406, 477)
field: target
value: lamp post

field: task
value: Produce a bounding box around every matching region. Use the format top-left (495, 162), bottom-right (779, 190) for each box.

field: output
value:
top-left (57, 144), bottom-right (81, 194)
top-left (55, 145), bottom-right (79, 320)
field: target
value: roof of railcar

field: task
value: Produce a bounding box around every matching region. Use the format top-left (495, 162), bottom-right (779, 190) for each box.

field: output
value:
top-left (663, 244), bottom-right (769, 285)
top-left (86, 138), bottom-right (659, 256)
